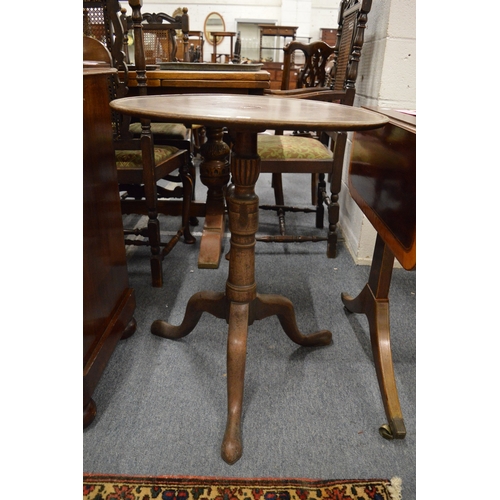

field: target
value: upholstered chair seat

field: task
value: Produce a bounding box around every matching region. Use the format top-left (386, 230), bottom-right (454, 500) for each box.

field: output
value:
top-left (258, 135), bottom-right (333, 162)
top-left (115, 144), bottom-right (180, 170)
top-left (129, 122), bottom-right (188, 140)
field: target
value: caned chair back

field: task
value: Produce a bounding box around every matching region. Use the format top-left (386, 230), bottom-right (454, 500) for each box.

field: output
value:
top-left (126, 9), bottom-right (190, 64)
top-left (328, 0), bottom-right (372, 103)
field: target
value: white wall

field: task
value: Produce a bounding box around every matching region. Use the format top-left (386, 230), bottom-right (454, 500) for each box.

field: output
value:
top-left (120, 0), bottom-right (342, 61)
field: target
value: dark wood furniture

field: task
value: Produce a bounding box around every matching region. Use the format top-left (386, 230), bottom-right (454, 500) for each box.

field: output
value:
top-left (126, 9), bottom-right (190, 64)
top-left (261, 61), bottom-right (298, 90)
top-left (115, 3), bottom-right (196, 288)
top-left (83, 0), bottom-right (128, 80)
top-left (83, 34), bottom-right (113, 65)
top-left (84, 0), bottom-right (193, 146)
top-left (120, 63), bottom-right (270, 271)
top-left (124, 68), bottom-right (270, 95)
top-left (342, 107), bottom-right (416, 440)
top-left (257, 0), bottom-right (372, 259)
top-left (125, 0), bottom-right (197, 190)
top-left (259, 25), bottom-right (298, 88)
top-left (258, 25), bottom-right (297, 62)
top-left (210, 31), bottom-right (236, 62)
top-left (320, 27), bottom-right (338, 45)
top-left (83, 67), bottom-right (137, 428)
top-left (110, 93), bottom-right (388, 464)
top-left (258, 40), bottom-right (337, 246)
top-left (279, 41), bottom-right (336, 90)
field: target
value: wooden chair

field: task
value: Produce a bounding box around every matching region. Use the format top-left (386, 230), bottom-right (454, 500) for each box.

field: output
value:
top-left (257, 0), bottom-right (372, 258)
top-left (83, 5), bottom-right (195, 288)
top-left (124, 1), bottom-right (200, 224)
top-left (127, 9), bottom-right (190, 64)
top-left (122, 7), bottom-right (191, 130)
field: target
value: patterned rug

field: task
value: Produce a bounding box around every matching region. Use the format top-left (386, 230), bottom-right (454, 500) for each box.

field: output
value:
top-left (83, 474), bottom-right (402, 500)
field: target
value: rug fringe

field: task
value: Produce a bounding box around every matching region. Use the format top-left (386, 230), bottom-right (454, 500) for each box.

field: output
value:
top-left (387, 476), bottom-right (402, 500)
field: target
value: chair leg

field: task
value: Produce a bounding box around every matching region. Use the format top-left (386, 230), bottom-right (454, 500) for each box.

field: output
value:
top-left (326, 132), bottom-right (348, 258)
top-left (272, 173), bottom-right (286, 235)
top-left (148, 216), bottom-right (164, 287)
top-left (187, 153), bottom-right (199, 227)
top-left (180, 163), bottom-right (197, 244)
top-left (141, 127), bottom-right (164, 287)
top-left (311, 173), bottom-right (318, 206)
top-left (316, 173), bottom-right (326, 229)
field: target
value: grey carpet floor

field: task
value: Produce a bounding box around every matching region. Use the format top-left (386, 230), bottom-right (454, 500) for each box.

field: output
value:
top-left (83, 172), bottom-right (416, 498)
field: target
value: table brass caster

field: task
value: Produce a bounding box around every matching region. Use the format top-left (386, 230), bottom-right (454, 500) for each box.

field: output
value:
top-left (379, 424), bottom-right (394, 440)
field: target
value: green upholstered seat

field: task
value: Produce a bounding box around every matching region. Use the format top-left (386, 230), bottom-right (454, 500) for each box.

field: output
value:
top-left (257, 134), bottom-right (333, 160)
top-left (115, 145), bottom-right (180, 169)
top-left (129, 122), bottom-right (188, 140)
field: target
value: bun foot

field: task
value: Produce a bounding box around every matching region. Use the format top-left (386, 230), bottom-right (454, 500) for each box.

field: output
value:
top-left (121, 317), bottom-right (137, 339)
top-left (83, 398), bottom-right (97, 428)
top-left (221, 422), bottom-right (243, 465)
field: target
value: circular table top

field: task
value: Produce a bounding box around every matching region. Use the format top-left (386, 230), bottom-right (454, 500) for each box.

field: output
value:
top-left (110, 94), bottom-right (389, 132)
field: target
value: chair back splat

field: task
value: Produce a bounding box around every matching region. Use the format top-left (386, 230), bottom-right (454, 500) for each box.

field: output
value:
top-left (282, 40), bottom-right (335, 91)
top-left (256, 0), bottom-right (372, 258)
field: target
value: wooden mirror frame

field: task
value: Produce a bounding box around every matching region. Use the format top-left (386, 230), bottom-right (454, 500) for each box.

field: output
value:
top-left (204, 12), bottom-right (225, 46)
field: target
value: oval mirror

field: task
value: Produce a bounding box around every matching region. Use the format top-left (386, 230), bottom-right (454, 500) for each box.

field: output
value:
top-left (204, 12), bottom-right (225, 46)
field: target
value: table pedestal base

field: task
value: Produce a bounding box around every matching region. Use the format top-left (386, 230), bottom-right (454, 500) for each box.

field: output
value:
top-left (341, 234), bottom-right (406, 440)
top-left (151, 291), bottom-right (331, 464)
top-left (152, 131), bottom-right (331, 464)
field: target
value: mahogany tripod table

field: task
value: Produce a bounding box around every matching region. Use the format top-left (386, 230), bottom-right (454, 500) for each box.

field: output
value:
top-left (110, 94), bottom-right (388, 464)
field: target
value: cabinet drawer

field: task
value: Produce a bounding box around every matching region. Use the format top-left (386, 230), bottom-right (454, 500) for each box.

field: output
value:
top-left (261, 26), bottom-right (297, 36)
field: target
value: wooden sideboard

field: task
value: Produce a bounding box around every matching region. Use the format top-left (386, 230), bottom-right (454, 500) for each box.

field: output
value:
top-left (83, 67), bottom-right (137, 428)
